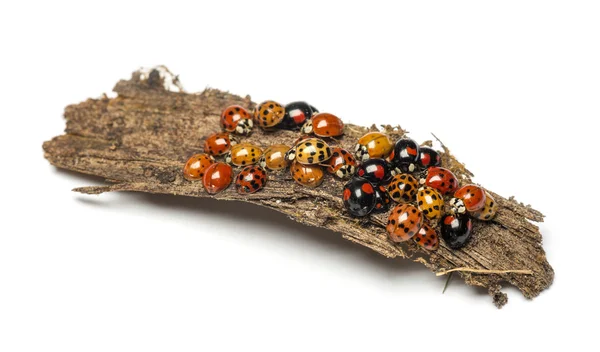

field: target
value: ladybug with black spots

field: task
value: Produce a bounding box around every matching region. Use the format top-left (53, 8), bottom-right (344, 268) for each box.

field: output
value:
top-left (391, 138), bottom-right (420, 173)
top-left (323, 147), bottom-right (357, 179)
top-left (254, 100), bottom-right (285, 128)
top-left (386, 204), bottom-right (424, 242)
top-left (355, 158), bottom-right (392, 184)
top-left (235, 165), bottom-right (267, 194)
top-left (386, 173), bottom-right (419, 203)
top-left (452, 184), bottom-right (487, 213)
top-left (424, 166), bottom-right (459, 196)
top-left (342, 177), bottom-right (377, 217)
top-left (413, 223), bottom-right (439, 250)
top-left (182, 153), bottom-right (214, 181)
top-left (286, 138), bottom-right (332, 165)
top-left (354, 132), bottom-right (393, 161)
top-left (290, 161), bottom-right (325, 188)
top-left (220, 105), bottom-right (253, 135)
top-left (204, 132), bottom-right (235, 156)
top-left (225, 143), bottom-right (263, 167)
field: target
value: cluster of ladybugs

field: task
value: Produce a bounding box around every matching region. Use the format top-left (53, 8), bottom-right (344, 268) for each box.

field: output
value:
top-left (342, 136), bottom-right (498, 250)
top-left (182, 100), bottom-right (497, 250)
top-left (183, 100), bottom-right (350, 195)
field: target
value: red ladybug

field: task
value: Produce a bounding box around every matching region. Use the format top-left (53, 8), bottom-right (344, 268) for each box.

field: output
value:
top-left (452, 184), bottom-right (487, 213)
top-left (220, 105), bottom-right (253, 135)
top-left (203, 162), bottom-right (233, 194)
top-left (386, 204), bottom-right (424, 242)
top-left (235, 165), bottom-right (267, 194)
top-left (424, 166), bottom-right (459, 195)
top-left (204, 132), bottom-right (234, 156)
top-left (301, 113), bottom-right (344, 137)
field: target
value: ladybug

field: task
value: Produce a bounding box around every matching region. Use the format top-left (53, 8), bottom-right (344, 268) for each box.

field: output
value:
top-left (301, 113), bottom-right (344, 137)
top-left (441, 214), bottom-right (473, 249)
top-left (280, 101), bottom-right (317, 130)
top-left (386, 204), bottom-right (424, 242)
top-left (286, 138), bottom-right (332, 165)
top-left (424, 166), bottom-right (459, 195)
top-left (413, 223), bottom-right (439, 250)
top-left (386, 173), bottom-right (419, 203)
top-left (453, 184), bottom-right (486, 213)
top-left (471, 191), bottom-right (498, 221)
top-left (204, 132), bottom-right (234, 156)
top-left (323, 147), bottom-right (357, 179)
top-left (182, 153), bottom-right (214, 181)
top-left (259, 144), bottom-right (290, 171)
top-left (235, 165), bottom-right (267, 194)
top-left (354, 132), bottom-right (393, 161)
top-left (220, 105), bottom-right (253, 135)
top-left (355, 158), bottom-right (392, 184)
top-left (254, 100), bottom-right (285, 128)
top-left (290, 161), bottom-right (324, 188)
top-left (342, 177), bottom-right (376, 217)
top-left (203, 162), bottom-right (233, 194)
top-left (417, 187), bottom-right (444, 223)
top-left (225, 143), bottom-right (264, 167)
top-left (372, 185), bottom-right (392, 214)
top-left (391, 138), bottom-right (420, 173)
top-left (418, 146), bottom-right (441, 168)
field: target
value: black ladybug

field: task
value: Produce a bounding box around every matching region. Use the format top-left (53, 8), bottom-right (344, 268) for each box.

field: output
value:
top-left (354, 158), bottom-right (392, 184)
top-left (441, 214), bottom-right (473, 249)
top-left (418, 146), bottom-right (441, 168)
top-left (342, 177), bottom-right (377, 217)
top-left (371, 185), bottom-right (392, 214)
top-left (392, 138), bottom-right (420, 173)
top-left (279, 101), bottom-right (318, 130)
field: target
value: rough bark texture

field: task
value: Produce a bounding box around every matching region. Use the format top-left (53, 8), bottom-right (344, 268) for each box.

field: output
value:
top-left (43, 68), bottom-right (553, 307)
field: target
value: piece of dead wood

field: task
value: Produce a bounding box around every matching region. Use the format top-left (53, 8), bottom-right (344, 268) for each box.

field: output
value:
top-left (42, 67), bottom-right (554, 308)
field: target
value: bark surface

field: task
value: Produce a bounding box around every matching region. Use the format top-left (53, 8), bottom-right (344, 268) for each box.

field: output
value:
top-left (43, 68), bottom-right (554, 307)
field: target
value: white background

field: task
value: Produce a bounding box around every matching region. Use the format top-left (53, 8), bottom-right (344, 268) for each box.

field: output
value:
top-left (1, 1), bottom-right (598, 351)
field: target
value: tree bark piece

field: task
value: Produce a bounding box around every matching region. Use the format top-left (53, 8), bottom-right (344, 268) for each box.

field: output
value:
top-left (43, 68), bottom-right (554, 307)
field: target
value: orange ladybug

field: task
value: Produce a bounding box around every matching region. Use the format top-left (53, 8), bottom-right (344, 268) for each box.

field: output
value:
top-left (301, 113), bottom-right (344, 137)
top-left (413, 223), bottom-right (439, 250)
top-left (259, 144), bottom-right (290, 171)
top-left (323, 147), bottom-right (357, 179)
top-left (225, 143), bottom-right (263, 167)
top-left (386, 204), bottom-right (424, 242)
top-left (471, 191), bottom-right (498, 220)
top-left (204, 132), bottom-right (234, 156)
top-left (220, 105), bottom-right (253, 135)
top-left (203, 162), bottom-right (233, 194)
top-left (290, 161), bottom-right (324, 188)
top-left (354, 132), bottom-right (393, 161)
top-left (254, 100), bottom-right (285, 128)
top-left (182, 153), bottom-right (215, 181)
top-left (386, 173), bottom-right (419, 203)
top-left (416, 187), bottom-right (444, 223)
